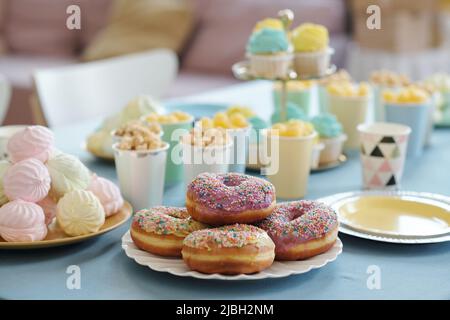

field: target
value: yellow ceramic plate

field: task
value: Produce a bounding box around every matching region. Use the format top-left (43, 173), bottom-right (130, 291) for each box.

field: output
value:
top-left (0, 201), bottom-right (132, 249)
top-left (318, 191), bottom-right (450, 243)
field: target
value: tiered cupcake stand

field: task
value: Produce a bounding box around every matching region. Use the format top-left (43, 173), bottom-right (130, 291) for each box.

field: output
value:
top-left (232, 9), bottom-right (339, 172)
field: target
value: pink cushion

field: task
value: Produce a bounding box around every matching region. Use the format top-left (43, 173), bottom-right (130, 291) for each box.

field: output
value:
top-left (4, 0), bottom-right (79, 56)
top-left (183, 0), bottom-right (346, 74)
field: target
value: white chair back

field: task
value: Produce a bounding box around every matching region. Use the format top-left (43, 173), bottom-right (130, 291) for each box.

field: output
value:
top-left (0, 74), bottom-right (11, 125)
top-left (33, 49), bottom-right (178, 127)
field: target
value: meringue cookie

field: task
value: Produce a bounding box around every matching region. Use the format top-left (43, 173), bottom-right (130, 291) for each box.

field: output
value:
top-left (46, 152), bottom-right (91, 199)
top-left (87, 175), bottom-right (124, 217)
top-left (3, 158), bottom-right (51, 202)
top-left (0, 200), bottom-right (47, 242)
top-left (7, 126), bottom-right (54, 163)
top-left (37, 196), bottom-right (57, 225)
top-left (0, 160), bottom-right (11, 205)
top-left (57, 190), bottom-right (105, 236)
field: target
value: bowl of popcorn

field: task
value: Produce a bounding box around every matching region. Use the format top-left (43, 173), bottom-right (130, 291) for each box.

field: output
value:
top-left (383, 86), bottom-right (431, 157)
top-left (326, 82), bottom-right (372, 149)
top-left (112, 124), bottom-right (169, 210)
top-left (179, 127), bottom-right (232, 187)
top-left (111, 120), bottom-right (162, 145)
top-left (198, 111), bottom-right (252, 174)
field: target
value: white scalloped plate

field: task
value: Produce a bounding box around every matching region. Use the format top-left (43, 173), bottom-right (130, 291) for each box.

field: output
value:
top-left (121, 231), bottom-right (342, 280)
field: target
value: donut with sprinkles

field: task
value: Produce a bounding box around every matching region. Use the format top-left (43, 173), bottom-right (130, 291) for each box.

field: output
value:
top-left (182, 224), bottom-right (275, 274)
top-left (131, 206), bottom-right (208, 257)
top-left (186, 173), bottom-right (276, 226)
top-left (257, 201), bottom-right (338, 260)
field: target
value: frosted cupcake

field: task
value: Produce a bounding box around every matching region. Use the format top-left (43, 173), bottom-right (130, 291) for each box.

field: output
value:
top-left (291, 23), bottom-right (333, 77)
top-left (311, 113), bottom-right (347, 165)
top-left (246, 27), bottom-right (292, 79)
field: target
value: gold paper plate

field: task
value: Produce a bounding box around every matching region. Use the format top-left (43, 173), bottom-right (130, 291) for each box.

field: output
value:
top-left (0, 201), bottom-right (132, 249)
top-left (318, 191), bottom-right (450, 243)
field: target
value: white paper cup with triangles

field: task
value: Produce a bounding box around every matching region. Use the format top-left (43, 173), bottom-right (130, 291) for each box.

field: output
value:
top-left (358, 122), bottom-right (411, 190)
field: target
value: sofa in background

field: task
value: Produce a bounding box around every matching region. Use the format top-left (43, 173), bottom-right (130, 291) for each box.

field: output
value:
top-left (0, 0), bottom-right (349, 125)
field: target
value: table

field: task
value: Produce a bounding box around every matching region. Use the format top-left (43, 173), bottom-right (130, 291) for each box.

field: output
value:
top-left (1, 82), bottom-right (450, 300)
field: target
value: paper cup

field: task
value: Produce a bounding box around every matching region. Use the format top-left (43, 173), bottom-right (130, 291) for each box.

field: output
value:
top-left (328, 94), bottom-right (370, 149)
top-left (113, 143), bottom-right (169, 211)
top-left (319, 134), bottom-right (347, 165)
top-left (317, 85), bottom-right (329, 113)
top-left (371, 84), bottom-right (403, 122)
top-left (311, 142), bottom-right (324, 169)
top-left (358, 122), bottom-right (410, 190)
top-left (0, 125), bottom-right (27, 160)
top-left (293, 47), bottom-right (334, 78)
top-left (246, 53), bottom-right (293, 79)
top-left (159, 118), bottom-right (194, 185)
top-left (180, 141), bottom-right (232, 188)
top-left (425, 93), bottom-right (438, 146)
top-left (273, 85), bottom-right (314, 116)
top-left (226, 126), bottom-right (252, 173)
top-left (384, 102), bottom-right (429, 157)
top-left (264, 131), bottom-right (317, 199)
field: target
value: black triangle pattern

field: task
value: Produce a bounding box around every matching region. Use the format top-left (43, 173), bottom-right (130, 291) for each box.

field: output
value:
top-left (386, 175), bottom-right (396, 186)
top-left (380, 136), bottom-right (395, 143)
top-left (370, 146), bottom-right (384, 157)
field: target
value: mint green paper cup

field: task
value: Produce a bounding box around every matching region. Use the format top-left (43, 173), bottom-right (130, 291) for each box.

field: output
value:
top-left (160, 118), bottom-right (194, 185)
top-left (273, 85), bottom-right (313, 117)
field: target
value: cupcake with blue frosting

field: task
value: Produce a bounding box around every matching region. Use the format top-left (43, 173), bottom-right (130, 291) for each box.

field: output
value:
top-left (311, 113), bottom-right (347, 164)
top-left (246, 25), bottom-right (293, 79)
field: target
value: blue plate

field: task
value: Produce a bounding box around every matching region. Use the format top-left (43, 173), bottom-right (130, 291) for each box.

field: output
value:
top-left (164, 101), bottom-right (228, 120)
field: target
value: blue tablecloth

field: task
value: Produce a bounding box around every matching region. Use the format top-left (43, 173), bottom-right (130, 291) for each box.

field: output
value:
top-left (1, 83), bottom-right (450, 299)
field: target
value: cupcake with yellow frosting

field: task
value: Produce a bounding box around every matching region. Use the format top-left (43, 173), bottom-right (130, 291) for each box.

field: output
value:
top-left (291, 23), bottom-right (333, 77)
top-left (246, 24), bottom-right (293, 79)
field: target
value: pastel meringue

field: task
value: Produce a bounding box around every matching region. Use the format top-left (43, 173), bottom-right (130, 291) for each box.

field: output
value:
top-left (0, 160), bottom-right (11, 205)
top-left (46, 152), bottom-right (91, 199)
top-left (0, 200), bottom-right (47, 242)
top-left (57, 190), bottom-right (105, 236)
top-left (37, 196), bottom-right (57, 225)
top-left (87, 175), bottom-right (124, 217)
top-left (7, 126), bottom-right (54, 163)
top-left (3, 158), bottom-right (51, 202)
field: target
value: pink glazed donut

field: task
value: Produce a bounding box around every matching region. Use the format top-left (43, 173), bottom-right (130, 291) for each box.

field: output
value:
top-left (257, 201), bottom-right (338, 260)
top-left (186, 173), bottom-right (276, 225)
